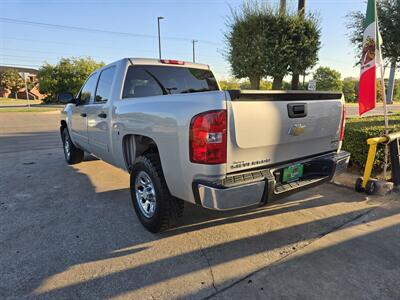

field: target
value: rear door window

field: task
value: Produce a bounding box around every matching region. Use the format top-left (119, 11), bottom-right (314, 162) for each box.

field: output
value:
top-left (79, 73), bottom-right (97, 105)
top-left (122, 65), bottom-right (219, 99)
top-left (95, 66), bottom-right (116, 103)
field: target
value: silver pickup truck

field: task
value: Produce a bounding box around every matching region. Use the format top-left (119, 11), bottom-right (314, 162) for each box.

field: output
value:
top-left (59, 58), bottom-right (350, 232)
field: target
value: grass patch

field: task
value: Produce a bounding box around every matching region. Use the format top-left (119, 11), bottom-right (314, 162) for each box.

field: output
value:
top-left (345, 102), bottom-right (400, 106)
top-left (0, 107), bottom-right (60, 113)
top-left (0, 98), bottom-right (42, 105)
top-left (342, 113), bottom-right (400, 170)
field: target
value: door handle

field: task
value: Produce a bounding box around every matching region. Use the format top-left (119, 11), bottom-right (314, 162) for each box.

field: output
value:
top-left (98, 112), bottom-right (107, 118)
top-left (80, 113), bottom-right (87, 117)
top-left (287, 103), bottom-right (307, 118)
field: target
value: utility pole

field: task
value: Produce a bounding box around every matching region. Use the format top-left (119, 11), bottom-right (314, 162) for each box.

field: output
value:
top-left (298, 0), bottom-right (306, 17)
top-left (291, 0), bottom-right (306, 90)
top-left (279, 0), bottom-right (286, 15)
top-left (157, 16), bottom-right (164, 59)
top-left (192, 40), bottom-right (197, 63)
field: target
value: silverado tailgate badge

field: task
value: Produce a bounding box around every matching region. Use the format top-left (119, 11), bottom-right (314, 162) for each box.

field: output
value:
top-left (288, 124), bottom-right (306, 136)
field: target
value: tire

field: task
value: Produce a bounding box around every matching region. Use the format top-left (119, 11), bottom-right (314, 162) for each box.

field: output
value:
top-left (365, 180), bottom-right (377, 195)
top-left (355, 177), bottom-right (364, 193)
top-left (130, 154), bottom-right (184, 233)
top-left (61, 127), bottom-right (84, 165)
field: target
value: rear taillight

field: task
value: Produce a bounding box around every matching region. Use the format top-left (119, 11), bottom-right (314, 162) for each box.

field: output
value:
top-left (190, 110), bottom-right (227, 164)
top-left (339, 105), bottom-right (346, 141)
top-left (160, 59), bottom-right (185, 65)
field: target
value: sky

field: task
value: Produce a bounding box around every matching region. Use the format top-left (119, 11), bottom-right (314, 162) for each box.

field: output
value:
top-left (0, 0), bottom-right (370, 81)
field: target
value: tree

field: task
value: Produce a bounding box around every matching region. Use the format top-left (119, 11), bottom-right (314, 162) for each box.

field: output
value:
top-left (288, 14), bottom-right (321, 89)
top-left (225, 1), bottom-right (269, 89)
top-left (225, 1), bottom-right (320, 90)
top-left (0, 69), bottom-right (24, 99)
top-left (313, 66), bottom-right (342, 91)
top-left (342, 78), bottom-right (358, 102)
top-left (38, 57), bottom-right (104, 102)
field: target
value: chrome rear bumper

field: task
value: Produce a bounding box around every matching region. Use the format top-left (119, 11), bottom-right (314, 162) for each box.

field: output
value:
top-left (193, 151), bottom-right (350, 210)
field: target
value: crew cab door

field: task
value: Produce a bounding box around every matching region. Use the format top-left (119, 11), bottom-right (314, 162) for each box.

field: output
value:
top-left (86, 66), bottom-right (116, 160)
top-left (70, 73), bottom-right (98, 150)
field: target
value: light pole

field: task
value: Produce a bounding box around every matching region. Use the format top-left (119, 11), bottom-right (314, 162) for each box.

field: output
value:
top-left (192, 40), bottom-right (197, 63)
top-left (157, 16), bottom-right (164, 59)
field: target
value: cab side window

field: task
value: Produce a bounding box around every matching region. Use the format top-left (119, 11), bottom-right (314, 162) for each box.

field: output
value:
top-left (79, 74), bottom-right (97, 105)
top-left (95, 67), bottom-right (116, 103)
top-left (122, 66), bottom-right (164, 98)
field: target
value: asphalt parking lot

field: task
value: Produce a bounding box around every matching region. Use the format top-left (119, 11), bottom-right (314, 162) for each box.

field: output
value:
top-left (1, 112), bottom-right (399, 300)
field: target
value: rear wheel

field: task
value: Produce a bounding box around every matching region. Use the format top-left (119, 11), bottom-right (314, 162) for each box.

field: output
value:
top-left (365, 180), bottom-right (377, 195)
top-left (61, 128), bottom-right (84, 164)
top-left (130, 154), bottom-right (184, 233)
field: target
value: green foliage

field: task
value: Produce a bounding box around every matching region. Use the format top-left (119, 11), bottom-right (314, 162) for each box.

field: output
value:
top-left (225, 0), bottom-right (320, 90)
top-left (347, 0), bottom-right (400, 64)
top-left (378, 0), bottom-right (400, 64)
top-left (287, 14), bottom-right (321, 76)
top-left (38, 57), bottom-right (104, 103)
top-left (218, 79), bottom-right (240, 90)
top-left (219, 78), bottom-right (271, 90)
top-left (342, 114), bottom-right (400, 169)
top-left (0, 69), bottom-right (24, 97)
top-left (225, 1), bottom-right (270, 89)
top-left (394, 79), bottom-right (400, 101)
top-left (342, 78), bottom-right (358, 102)
top-left (313, 66), bottom-right (342, 91)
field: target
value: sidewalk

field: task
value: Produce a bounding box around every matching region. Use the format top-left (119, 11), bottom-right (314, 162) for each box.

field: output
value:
top-left (212, 195), bottom-right (400, 299)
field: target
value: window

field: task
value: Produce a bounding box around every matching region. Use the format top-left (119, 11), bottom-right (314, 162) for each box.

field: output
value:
top-left (79, 73), bottom-right (97, 105)
top-left (122, 65), bottom-right (219, 99)
top-left (95, 67), bottom-right (115, 103)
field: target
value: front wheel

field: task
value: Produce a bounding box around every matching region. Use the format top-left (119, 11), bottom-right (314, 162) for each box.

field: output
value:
top-left (130, 154), bottom-right (184, 233)
top-left (61, 128), bottom-right (84, 164)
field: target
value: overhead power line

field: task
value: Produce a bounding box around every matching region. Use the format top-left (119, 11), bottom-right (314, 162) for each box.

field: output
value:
top-left (0, 17), bottom-right (220, 45)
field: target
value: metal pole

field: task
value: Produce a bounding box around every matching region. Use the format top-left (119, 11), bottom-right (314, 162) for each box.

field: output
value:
top-left (157, 17), bottom-right (164, 59)
top-left (386, 61), bottom-right (396, 104)
top-left (23, 73), bottom-right (30, 108)
top-left (380, 64), bottom-right (389, 178)
top-left (192, 40), bottom-right (197, 63)
top-left (20, 72), bottom-right (30, 108)
top-left (279, 0), bottom-right (286, 15)
top-left (389, 139), bottom-right (400, 187)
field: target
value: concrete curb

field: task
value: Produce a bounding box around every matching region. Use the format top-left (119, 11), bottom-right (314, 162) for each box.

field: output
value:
top-left (333, 172), bottom-right (396, 196)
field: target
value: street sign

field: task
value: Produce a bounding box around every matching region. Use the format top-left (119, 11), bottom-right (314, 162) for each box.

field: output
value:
top-left (308, 80), bottom-right (316, 91)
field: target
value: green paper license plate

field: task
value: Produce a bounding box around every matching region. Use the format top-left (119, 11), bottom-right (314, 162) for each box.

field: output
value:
top-left (282, 164), bottom-right (304, 183)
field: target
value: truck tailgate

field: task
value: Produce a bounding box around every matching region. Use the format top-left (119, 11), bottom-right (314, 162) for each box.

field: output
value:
top-left (226, 91), bottom-right (344, 173)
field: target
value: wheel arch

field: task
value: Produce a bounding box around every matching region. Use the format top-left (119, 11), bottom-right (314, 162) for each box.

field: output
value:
top-left (60, 120), bottom-right (68, 134)
top-left (122, 134), bottom-right (161, 173)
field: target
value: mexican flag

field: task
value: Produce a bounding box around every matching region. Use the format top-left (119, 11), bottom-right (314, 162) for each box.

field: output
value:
top-left (358, 0), bottom-right (383, 116)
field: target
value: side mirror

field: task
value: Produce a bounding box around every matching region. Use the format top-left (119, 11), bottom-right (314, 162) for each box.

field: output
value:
top-left (58, 92), bottom-right (75, 104)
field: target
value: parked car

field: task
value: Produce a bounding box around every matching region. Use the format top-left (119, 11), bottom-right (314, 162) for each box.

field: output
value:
top-left (59, 58), bottom-right (350, 232)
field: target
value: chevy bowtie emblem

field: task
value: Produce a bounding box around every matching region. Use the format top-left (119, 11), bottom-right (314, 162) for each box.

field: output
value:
top-left (288, 124), bottom-right (306, 136)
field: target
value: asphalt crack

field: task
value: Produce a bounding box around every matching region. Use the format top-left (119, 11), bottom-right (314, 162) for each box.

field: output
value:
top-left (183, 231), bottom-right (218, 294)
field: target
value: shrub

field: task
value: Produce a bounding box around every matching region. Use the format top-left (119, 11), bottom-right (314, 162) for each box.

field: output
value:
top-left (342, 114), bottom-right (400, 170)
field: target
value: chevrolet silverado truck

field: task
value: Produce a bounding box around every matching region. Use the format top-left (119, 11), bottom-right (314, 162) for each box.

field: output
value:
top-left (58, 58), bottom-right (350, 233)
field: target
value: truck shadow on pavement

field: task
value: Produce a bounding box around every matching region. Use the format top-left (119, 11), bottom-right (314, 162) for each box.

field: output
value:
top-left (1, 149), bottom-right (399, 299)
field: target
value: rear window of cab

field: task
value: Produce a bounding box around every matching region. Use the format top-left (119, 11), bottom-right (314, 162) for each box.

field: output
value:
top-left (122, 65), bottom-right (219, 99)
